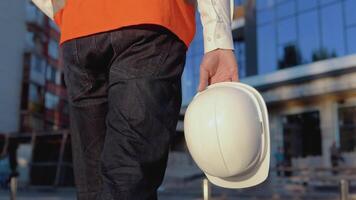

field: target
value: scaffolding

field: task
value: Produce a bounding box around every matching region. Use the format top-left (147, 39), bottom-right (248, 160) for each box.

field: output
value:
top-left (0, 129), bottom-right (73, 188)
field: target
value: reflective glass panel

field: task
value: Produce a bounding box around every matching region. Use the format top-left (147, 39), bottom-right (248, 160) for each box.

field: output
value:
top-left (321, 3), bottom-right (345, 58)
top-left (345, 0), bottom-right (356, 26)
top-left (257, 0), bottom-right (275, 10)
top-left (258, 24), bottom-right (277, 74)
top-left (339, 106), bottom-right (356, 152)
top-left (320, 0), bottom-right (338, 6)
top-left (257, 9), bottom-right (275, 25)
top-left (298, 10), bottom-right (320, 63)
top-left (297, 0), bottom-right (318, 12)
top-left (276, 1), bottom-right (296, 19)
top-left (347, 26), bottom-right (356, 54)
top-left (277, 17), bottom-right (297, 45)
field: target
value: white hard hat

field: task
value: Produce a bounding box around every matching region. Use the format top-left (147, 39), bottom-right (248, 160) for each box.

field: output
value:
top-left (184, 82), bottom-right (270, 189)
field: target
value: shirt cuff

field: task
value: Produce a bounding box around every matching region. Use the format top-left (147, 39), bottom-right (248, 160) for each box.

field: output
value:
top-left (203, 22), bottom-right (234, 53)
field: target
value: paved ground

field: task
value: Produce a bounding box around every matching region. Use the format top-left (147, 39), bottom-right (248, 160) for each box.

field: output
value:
top-left (0, 179), bottom-right (355, 200)
top-left (1, 153), bottom-right (355, 199)
top-left (0, 189), bottom-right (352, 200)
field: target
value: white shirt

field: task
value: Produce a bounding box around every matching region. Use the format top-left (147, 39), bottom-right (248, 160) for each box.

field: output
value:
top-left (32, 0), bottom-right (235, 53)
top-left (198, 0), bottom-right (235, 53)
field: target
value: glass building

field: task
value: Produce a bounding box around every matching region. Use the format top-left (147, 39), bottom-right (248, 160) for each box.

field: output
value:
top-left (0, 1), bottom-right (73, 187)
top-left (255, 0), bottom-right (356, 165)
top-left (256, 0), bottom-right (356, 74)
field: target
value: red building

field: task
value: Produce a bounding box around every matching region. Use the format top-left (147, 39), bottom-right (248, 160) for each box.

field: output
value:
top-left (0, 1), bottom-right (73, 187)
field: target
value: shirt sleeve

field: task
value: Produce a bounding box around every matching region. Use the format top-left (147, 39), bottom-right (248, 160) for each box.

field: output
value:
top-left (31, 0), bottom-right (54, 20)
top-left (31, 0), bottom-right (67, 21)
top-left (197, 0), bottom-right (234, 53)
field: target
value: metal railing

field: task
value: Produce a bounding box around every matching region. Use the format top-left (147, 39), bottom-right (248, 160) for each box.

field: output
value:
top-left (340, 179), bottom-right (349, 200)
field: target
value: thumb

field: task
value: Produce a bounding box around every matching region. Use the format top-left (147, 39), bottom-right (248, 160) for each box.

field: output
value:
top-left (198, 67), bottom-right (209, 92)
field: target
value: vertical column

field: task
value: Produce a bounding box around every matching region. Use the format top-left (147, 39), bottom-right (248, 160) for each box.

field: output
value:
top-left (319, 100), bottom-right (338, 167)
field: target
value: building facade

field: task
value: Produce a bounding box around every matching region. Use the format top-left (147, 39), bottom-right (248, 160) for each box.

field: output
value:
top-left (0, 1), bottom-right (69, 136)
top-left (0, 0), bottom-right (27, 133)
top-left (22, 0), bottom-right (69, 132)
top-left (0, 0), bottom-right (72, 186)
top-left (250, 0), bottom-right (356, 171)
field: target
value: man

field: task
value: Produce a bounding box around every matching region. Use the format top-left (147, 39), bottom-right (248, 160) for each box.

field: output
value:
top-left (33, 0), bottom-right (239, 199)
top-left (330, 141), bottom-right (344, 175)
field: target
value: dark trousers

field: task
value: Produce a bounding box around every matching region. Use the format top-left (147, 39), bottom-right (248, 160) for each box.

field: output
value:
top-left (60, 25), bottom-right (187, 200)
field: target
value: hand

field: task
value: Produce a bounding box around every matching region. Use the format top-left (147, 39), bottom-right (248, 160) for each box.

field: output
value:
top-left (198, 49), bottom-right (239, 92)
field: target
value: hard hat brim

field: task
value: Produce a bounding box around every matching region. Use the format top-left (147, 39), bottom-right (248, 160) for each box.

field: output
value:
top-left (198, 82), bottom-right (270, 189)
top-left (205, 150), bottom-right (270, 188)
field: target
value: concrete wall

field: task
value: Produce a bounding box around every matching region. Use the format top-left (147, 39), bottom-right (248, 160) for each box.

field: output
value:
top-left (0, 0), bottom-right (26, 133)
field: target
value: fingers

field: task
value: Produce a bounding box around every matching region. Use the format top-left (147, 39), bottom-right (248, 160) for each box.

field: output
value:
top-left (210, 68), bottom-right (238, 84)
top-left (210, 76), bottom-right (231, 84)
top-left (198, 67), bottom-right (209, 92)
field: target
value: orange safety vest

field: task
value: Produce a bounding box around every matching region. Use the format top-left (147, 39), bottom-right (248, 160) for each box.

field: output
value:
top-left (54, 0), bottom-right (196, 48)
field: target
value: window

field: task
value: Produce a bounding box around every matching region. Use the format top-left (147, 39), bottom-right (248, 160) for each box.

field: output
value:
top-left (277, 17), bottom-right (300, 69)
top-left (339, 106), bottom-right (356, 152)
top-left (298, 10), bottom-right (320, 63)
top-left (29, 84), bottom-right (41, 104)
top-left (345, 0), bottom-right (356, 26)
top-left (278, 44), bottom-right (301, 69)
top-left (347, 27), bottom-right (356, 54)
top-left (45, 92), bottom-right (60, 110)
top-left (297, 0), bottom-right (318, 12)
top-left (28, 84), bottom-right (44, 113)
top-left (46, 65), bottom-right (57, 83)
top-left (257, 24), bottom-right (277, 74)
top-left (26, 32), bottom-right (35, 50)
top-left (30, 55), bottom-right (46, 85)
top-left (277, 17), bottom-right (297, 45)
top-left (320, 0), bottom-right (339, 6)
top-left (46, 66), bottom-right (62, 85)
top-left (48, 39), bottom-right (59, 59)
top-left (320, 3), bottom-right (345, 58)
top-left (255, 0), bottom-right (356, 73)
top-left (276, 1), bottom-right (296, 19)
top-left (282, 111), bottom-right (322, 160)
top-left (276, 0), bottom-right (289, 3)
top-left (257, 9), bottom-right (274, 25)
top-left (257, 0), bottom-right (275, 10)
